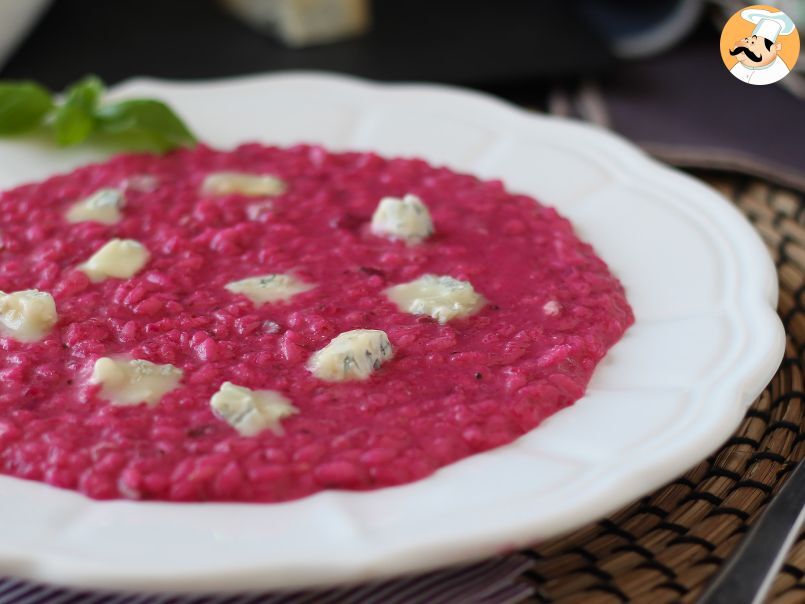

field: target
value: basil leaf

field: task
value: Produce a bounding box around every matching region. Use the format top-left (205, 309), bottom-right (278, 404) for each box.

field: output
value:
top-left (0, 76), bottom-right (198, 153)
top-left (95, 99), bottom-right (196, 152)
top-left (0, 82), bottom-right (54, 135)
top-left (53, 75), bottom-right (106, 146)
top-left (65, 75), bottom-right (105, 109)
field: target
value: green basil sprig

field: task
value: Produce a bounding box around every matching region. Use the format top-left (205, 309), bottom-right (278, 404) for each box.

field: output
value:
top-left (0, 75), bottom-right (196, 153)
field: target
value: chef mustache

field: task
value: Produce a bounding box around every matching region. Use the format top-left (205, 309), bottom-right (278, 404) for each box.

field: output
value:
top-left (730, 45), bottom-right (763, 62)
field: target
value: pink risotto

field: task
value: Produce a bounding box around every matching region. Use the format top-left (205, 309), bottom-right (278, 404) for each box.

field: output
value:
top-left (0, 144), bottom-right (633, 502)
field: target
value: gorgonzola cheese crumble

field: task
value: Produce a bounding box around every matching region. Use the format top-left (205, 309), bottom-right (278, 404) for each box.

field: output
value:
top-left (370, 193), bottom-right (434, 244)
top-left (123, 174), bottom-right (159, 193)
top-left (307, 329), bottom-right (393, 381)
top-left (0, 289), bottom-right (57, 342)
top-left (79, 239), bottom-right (150, 282)
top-left (543, 300), bottom-right (561, 316)
top-left (201, 172), bottom-right (286, 197)
top-left (91, 356), bottom-right (183, 406)
top-left (66, 188), bottom-right (126, 225)
top-left (210, 381), bottom-right (298, 436)
top-left (225, 273), bottom-right (314, 306)
top-left (385, 274), bottom-right (485, 323)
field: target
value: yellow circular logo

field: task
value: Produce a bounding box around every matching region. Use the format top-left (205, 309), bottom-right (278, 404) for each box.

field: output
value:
top-left (720, 4), bottom-right (800, 85)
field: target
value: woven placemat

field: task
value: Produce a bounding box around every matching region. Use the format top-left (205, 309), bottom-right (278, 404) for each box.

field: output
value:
top-left (518, 173), bottom-right (805, 603)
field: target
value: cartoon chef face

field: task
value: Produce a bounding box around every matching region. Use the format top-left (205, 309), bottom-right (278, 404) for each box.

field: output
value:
top-left (730, 34), bottom-right (781, 68)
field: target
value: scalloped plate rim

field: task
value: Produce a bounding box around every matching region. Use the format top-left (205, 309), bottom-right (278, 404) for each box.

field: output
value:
top-left (0, 72), bottom-right (785, 593)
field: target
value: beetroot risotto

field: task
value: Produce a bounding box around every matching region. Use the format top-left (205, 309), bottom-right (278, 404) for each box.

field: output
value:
top-left (0, 144), bottom-right (633, 502)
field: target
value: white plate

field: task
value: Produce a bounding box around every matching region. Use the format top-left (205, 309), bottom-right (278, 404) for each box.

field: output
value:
top-left (0, 72), bottom-right (784, 593)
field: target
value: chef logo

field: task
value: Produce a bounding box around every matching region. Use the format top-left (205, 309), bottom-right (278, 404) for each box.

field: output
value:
top-left (720, 5), bottom-right (799, 86)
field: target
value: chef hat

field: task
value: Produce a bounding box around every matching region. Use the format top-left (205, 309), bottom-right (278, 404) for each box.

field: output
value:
top-left (741, 8), bottom-right (796, 43)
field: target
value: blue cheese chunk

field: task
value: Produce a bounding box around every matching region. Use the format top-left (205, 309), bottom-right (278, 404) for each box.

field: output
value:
top-left (385, 274), bottom-right (485, 323)
top-left (201, 172), bottom-right (286, 197)
top-left (91, 356), bottom-right (183, 406)
top-left (210, 381), bottom-right (298, 436)
top-left (370, 194), bottom-right (434, 245)
top-left (307, 329), bottom-right (393, 381)
top-left (225, 273), bottom-right (314, 306)
top-left (66, 188), bottom-right (126, 225)
top-left (0, 289), bottom-right (58, 342)
top-left (79, 239), bottom-right (150, 282)
top-left (543, 300), bottom-right (561, 316)
top-left (123, 174), bottom-right (159, 193)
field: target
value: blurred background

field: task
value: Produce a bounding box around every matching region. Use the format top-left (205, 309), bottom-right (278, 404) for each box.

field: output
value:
top-left (0, 0), bottom-right (803, 190)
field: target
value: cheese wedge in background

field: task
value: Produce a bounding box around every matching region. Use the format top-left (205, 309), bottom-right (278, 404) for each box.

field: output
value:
top-left (222, 0), bottom-right (370, 47)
